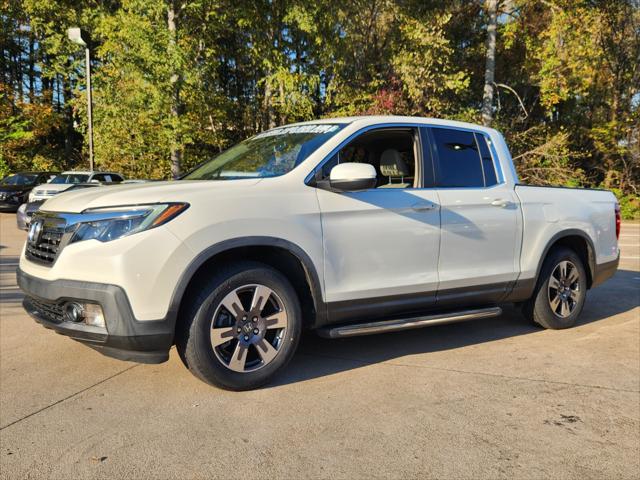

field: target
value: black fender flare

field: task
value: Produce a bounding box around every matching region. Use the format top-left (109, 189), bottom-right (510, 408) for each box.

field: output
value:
top-left (534, 229), bottom-right (596, 286)
top-left (507, 229), bottom-right (597, 302)
top-left (164, 236), bottom-right (326, 332)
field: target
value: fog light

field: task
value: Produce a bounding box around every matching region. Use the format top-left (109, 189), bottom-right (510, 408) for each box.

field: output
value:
top-left (63, 302), bottom-right (105, 328)
top-left (82, 303), bottom-right (106, 328)
top-left (64, 303), bottom-right (84, 323)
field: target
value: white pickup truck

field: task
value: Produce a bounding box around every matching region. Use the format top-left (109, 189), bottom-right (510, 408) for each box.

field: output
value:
top-left (17, 116), bottom-right (620, 390)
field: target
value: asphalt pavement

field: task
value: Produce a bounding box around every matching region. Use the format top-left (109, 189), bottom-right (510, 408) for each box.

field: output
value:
top-left (1, 213), bottom-right (638, 479)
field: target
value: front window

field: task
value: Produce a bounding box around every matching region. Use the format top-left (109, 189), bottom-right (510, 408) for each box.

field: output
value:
top-left (1, 173), bottom-right (39, 186)
top-left (50, 174), bottom-right (90, 184)
top-left (183, 124), bottom-right (345, 180)
top-left (319, 128), bottom-right (418, 188)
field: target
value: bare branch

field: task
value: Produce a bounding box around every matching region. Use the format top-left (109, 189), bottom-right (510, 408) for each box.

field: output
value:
top-left (493, 82), bottom-right (528, 119)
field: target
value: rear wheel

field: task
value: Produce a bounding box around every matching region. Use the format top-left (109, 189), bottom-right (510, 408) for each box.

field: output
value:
top-left (523, 247), bottom-right (587, 329)
top-left (176, 262), bottom-right (301, 390)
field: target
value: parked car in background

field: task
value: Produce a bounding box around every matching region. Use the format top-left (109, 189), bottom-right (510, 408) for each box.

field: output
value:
top-left (28, 171), bottom-right (124, 202)
top-left (0, 172), bottom-right (57, 212)
top-left (17, 116), bottom-right (619, 391)
top-left (17, 182), bottom-right (104, 230)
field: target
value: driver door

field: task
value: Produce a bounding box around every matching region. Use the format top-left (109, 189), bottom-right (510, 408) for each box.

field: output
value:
top-left (314, 127), bottom-right (441, 323)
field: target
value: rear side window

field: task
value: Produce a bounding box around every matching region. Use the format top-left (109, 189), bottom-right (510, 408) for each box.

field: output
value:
top-left (430, 128), bottom-right (500, 188)
top-left (431, 128), bottom-right (484, 188)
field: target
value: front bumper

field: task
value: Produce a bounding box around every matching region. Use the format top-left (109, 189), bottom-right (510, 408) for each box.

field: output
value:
top-left (17, 268), bottom-right (173, 363)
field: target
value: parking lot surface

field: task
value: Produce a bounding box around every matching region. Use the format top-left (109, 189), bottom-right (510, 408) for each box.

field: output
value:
top-left (1, 213), bottom-right (638, 479)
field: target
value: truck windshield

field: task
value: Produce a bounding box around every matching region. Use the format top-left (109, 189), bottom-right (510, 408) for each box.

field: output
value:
top-left (183, 124), bottom-right (344, 180)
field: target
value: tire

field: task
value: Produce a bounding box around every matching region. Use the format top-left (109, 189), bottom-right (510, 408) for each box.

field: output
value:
top-left (523, 247), bottom-right (588, 329)
top-left (175, 261), bottom-right (301, 390)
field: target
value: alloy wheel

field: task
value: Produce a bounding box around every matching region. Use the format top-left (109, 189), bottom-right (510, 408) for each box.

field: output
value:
top-left (210, 284), bottom-right (288, 372)
top-left (548, 260), bottom-right (581, 318)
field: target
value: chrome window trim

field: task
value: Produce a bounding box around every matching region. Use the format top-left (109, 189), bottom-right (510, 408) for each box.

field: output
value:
top-left (305, 122), bottom-right (507, 190)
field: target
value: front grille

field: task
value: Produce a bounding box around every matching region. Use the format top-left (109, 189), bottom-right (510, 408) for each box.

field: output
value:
top-left (27, 296), bottom-right (64, 323)
top-left (25, 216), bottom-right (67, 265)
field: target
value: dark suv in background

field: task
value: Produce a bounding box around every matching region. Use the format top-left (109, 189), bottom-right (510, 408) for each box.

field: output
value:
top-left (0, 172), bottom-right (57, 212)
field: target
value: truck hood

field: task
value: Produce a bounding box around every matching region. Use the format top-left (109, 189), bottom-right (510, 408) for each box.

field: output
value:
top-left (39, 179), bottom-right (262, 213)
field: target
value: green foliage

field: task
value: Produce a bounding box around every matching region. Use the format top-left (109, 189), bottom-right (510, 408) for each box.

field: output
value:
top-left (85, 0), bottom-right (177, 178)
top-left (505, 124), bottom-right (586, 187)
top-left (392, 13), bottom-right (469, 116)
top-left (0, 85), bottom-right (67, 173)
top-left (610, 188), bottom-right (640, 220)
top-left (0, 0), bottom-right (638, 196)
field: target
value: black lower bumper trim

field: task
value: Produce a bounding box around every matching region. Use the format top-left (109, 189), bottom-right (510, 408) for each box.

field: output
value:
top-left (85, 344), bottom-right (170, 364)
top-left (591, 255), bottom-right (619, 288)
top-left (18, 268), bottom-right (173, 364)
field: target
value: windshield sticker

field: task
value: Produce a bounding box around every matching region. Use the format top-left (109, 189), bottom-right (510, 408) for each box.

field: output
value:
top-left (254, 124), bottom-right (340, 139)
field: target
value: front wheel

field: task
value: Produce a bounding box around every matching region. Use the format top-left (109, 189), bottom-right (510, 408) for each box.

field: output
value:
top-left (176, 262), bottom-right (301, 390)
top-left (523, 247), bottom-right (588, 329)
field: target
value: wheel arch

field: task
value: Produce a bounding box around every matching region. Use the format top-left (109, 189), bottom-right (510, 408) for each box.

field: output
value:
top-left (166, 237), bottom-right (326, 337)
top-left (535, 229), bottom-right (596, 289)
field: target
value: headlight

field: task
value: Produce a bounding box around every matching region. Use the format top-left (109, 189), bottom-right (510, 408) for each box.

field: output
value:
top-left (70, 203), bottom-right (188, 244)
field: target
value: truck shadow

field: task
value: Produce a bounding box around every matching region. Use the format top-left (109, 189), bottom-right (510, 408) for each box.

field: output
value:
top-left (273, 269), bottom-right (639, 388)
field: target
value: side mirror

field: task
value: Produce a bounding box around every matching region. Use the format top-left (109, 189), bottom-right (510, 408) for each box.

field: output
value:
top-left (329, 163), bottom-right (377, 192)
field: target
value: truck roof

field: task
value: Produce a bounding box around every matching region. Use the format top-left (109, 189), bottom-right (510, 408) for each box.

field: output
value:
top-left (287, 115), bottom-right (498, 135)
top-left (60, 171), bottom-right (122, 175)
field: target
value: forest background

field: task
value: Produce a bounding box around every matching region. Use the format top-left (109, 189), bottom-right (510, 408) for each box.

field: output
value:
top-left (1, 0), bottom-right (638, 217)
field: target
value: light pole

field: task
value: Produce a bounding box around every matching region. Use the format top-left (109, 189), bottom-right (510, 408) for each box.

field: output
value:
top-left (67, 28), bottom-right (94, 171)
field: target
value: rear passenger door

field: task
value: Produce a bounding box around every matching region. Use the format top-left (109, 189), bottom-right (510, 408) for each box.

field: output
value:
top-left (425, 127), bottom-right (521, 305)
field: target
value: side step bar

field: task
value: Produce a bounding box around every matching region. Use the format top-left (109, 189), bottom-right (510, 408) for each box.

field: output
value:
top-left (317, 307), bottom-right (502, 339)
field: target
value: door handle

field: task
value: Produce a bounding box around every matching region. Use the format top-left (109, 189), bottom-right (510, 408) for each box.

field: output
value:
top-left (412, 202), bottom-right (438, 212)
top-left (491, 199), bottom-right (511, 208)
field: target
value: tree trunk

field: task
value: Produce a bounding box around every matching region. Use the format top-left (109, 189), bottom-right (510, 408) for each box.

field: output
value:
top-left (481, 0), bottom-right (499, 127)
top-left (263, 78), bottom-right (275, 129)
top-left (28, 32), bottom-right (35, 102)
top-left (168, 0), bottom-right (182, 179)
top-left (41, 52), bottom-right (51, 101)
top-left (62, 72), bottom-right (75, 162)
top-left (278, 78), bottom-right (285, 126)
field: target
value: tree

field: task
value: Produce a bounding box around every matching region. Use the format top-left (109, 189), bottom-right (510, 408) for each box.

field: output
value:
top-left (481, 0), bottom-right (499, 126)
top-left (167, 0), bottom-right (182, 178)
top-left (1, 0), bottom-right (637, 217)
